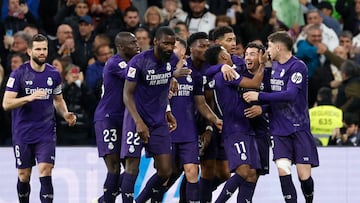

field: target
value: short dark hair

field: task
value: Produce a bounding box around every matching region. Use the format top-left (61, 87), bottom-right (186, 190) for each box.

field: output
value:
top-left (154, 26), bottom-right (175, 40)
top-left (204, 44), bottom-right (223, 65)
top-left (344, 113), bottom-right (359, 126)
top-left (339, 30), bottom-right (353, 39)
top-left (341, 60), bottom-right (360, 77)
top-left (245, 42), bottom-right (266, 53)
top-left (124, 6), bottom-right (139, 16)
top-left (187, 32), bottom-right (208, 47)
top-left (267, 31), bottom-right (293, 51)
top-left (316, 87), bottom-right (332, 105)
top-left (115, 32), bottom-right (134, 48)
top-left (29, 34), bottom-right (48, 48)
top-left (212, 26), bottom-right (234, 40)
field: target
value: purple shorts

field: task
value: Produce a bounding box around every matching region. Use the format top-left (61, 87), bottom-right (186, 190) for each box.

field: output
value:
top-left (121, 116), bottom-right (171, 158)
top-left (13, 141), bottom-right (55, 169)
top-left (272, 131), bottom-right (319, 167)
top-left (223, 133), bottom-right (261, 172)
top-left (95, 117), bottom-right (123, 157)
top-left (200, 130), bottom-right (227, 161)
top-left (172, 141), bottom-right (200, 166)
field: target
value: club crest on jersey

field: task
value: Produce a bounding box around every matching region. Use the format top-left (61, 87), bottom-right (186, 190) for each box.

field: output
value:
top-left (47, 77), bottom-right (53, 86)
top-left (166, 63), bottom-right (171, 71)
top-left (241, 153), bottom-right (247, 160)
top-left (118, 61), bottom-right (127, 69)
top-left (108, 142), bottom-right (114, 150)
top-left (291, 72), bottom-right (302, 84)
top-left (280, 69), bottom-right (285, 77)
top-left (186, 75), bottom-right (192, 83)
top-left (129, 145), bottom-right (135, 153)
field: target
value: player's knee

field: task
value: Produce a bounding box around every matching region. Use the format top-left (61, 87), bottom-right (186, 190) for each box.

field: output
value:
top-left (184, 165), bottom-right (199, 183)
top-left (18, 169), bottom-right (31, 182)
top-left (125, 157), bottom-right (140, 175)
top-left (38, 163), bottom-right (54, 177)
top-left (275, 158), bottom-right (292, 175)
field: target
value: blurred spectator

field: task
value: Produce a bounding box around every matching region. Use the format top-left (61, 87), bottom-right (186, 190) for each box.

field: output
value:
top-left (312, 45), bottom-right (347, 102)
top-left (294, 9), bottom-right (339, 52)
top-left (72, 15), bottom-right (96, 72)
top-left (0, 53), bottom-right (28, 146)
top-left (1, 0), bottom-right (39, 20)
top-left (215, 15), bottom-right (232, 28)
top-left (54, 0), bottom-right (90, 36)
top-left (94, 0), bottom-right (124, 45)
top-left (335, 60), bottom-right (360, 118)
top-left (300, 0), bottom-right (341, 36)
top-left (335, 0), bottom-right (360, 36)
top-left (3, 31), bottom-right (32, 75)
top-left (339, 31), bottom-right (360, 64)
top-left (296, 24), bottom-right (325, 107)
top-left (142, 6), bottom-right (168, 42)
top-left (89, 33), bottom-right (111, 64)
top-left (1, 0), bottom-right (40, 34)
top-left (309, 87), bottom-right (343, 146)
top-left (48, 24), bottom-right (76, 63)
top-left (57, 64), bottom-right (97, 145)
top-left (135, 27), bottom-right (152, 52)
top-left (178, 0), bottom-right (216, 35)
top-left (235, 36), bottom-right (245, 58)
top-left (122, 6), bottom-right (141, 34)
top-left (173, 21), bottom-right (189, 40)
top-left (329, 113), bottom-right (360, 146)
top-left (86, 43), bottom-right (113, 101)
top-left (52, 56), bottom-right (72, 81)
top-left (161, 0), bottom-right (185, 22)
top-left (239, 3), bottom-right (275, 45)
top-left (23, 24), bottom-right (39, 37)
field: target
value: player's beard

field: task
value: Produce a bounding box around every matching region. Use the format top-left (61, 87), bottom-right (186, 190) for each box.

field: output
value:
top-left (33, 56), bottom-right (46, 66)
top-left (158, 47), bottom-right (172, 62)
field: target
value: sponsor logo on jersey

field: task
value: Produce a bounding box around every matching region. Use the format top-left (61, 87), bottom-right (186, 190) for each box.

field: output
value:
top-left (127, 67), bottom-right (136, 78)
top-left (118, 61), bottom-right (127, 69)
top-left (291, 72), bottom-right (302, 84)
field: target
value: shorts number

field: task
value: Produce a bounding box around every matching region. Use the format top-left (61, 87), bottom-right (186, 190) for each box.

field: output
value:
top-left (14, 145), bottom-right (21, 157)
top-left (103, 129), bottom-right (117, 142)
top-left (126, 131), bottom-right (141, 146)
top-left (234, 141), bottom-right (246, 154)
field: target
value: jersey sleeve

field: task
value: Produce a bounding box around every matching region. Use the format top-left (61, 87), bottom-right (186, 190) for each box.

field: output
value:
top-left (5, 70), bottom-right (20, 93)
top-left (125, 55), bottom-right (141, 82)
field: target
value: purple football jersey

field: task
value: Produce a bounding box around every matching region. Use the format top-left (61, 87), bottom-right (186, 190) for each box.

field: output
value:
top-left (259, 56), bottom-right (311, 136)
top-left (5, 62), bottom-right (62, 143)
top-left (170, 58), bottom-right (204, 143)
top-left (207, 68), bottom-right (254, 137)
top-left (94, 54), bottom-right (128, 121)
top-left (125, 49), bottom-right (178, 126)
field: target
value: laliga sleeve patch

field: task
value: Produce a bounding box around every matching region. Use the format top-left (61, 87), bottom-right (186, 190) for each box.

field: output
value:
top-left (291, 72), bottom-right (302, 84)
top-left (127, 67), bottom-right (137, 78)
top-left (6, 77), bottom-right (15, 88)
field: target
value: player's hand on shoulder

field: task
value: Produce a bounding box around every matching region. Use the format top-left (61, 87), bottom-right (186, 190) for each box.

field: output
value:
top-left (221, 64), bottom-right (236, 81)
top-left (173, 67), bottom-right (192, 78)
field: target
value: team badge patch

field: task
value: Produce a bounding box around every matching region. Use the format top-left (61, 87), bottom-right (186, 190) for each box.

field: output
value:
top-left (129, 145), bottom-right (135, 153)
top-left (166, 63), bottom-right (171, 71)
top-left (186, 75), bottom-right (192, 83)
top-left (118, 61), bottom-right (127, 69)
top-left (241, 153), bottom-right (247, 160)
top-left (291, 72), bottom-right (303, 84)
top-left (127, 67), bottom-right (136, 78)
top-left (6, 77), bottom-right (15, 88)
top-left (108, 142), bottom-right (114, 150)
top-left (47, 77), bottom-right (53, 86)
top-left (280, 69), bottom-right (285, 77)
